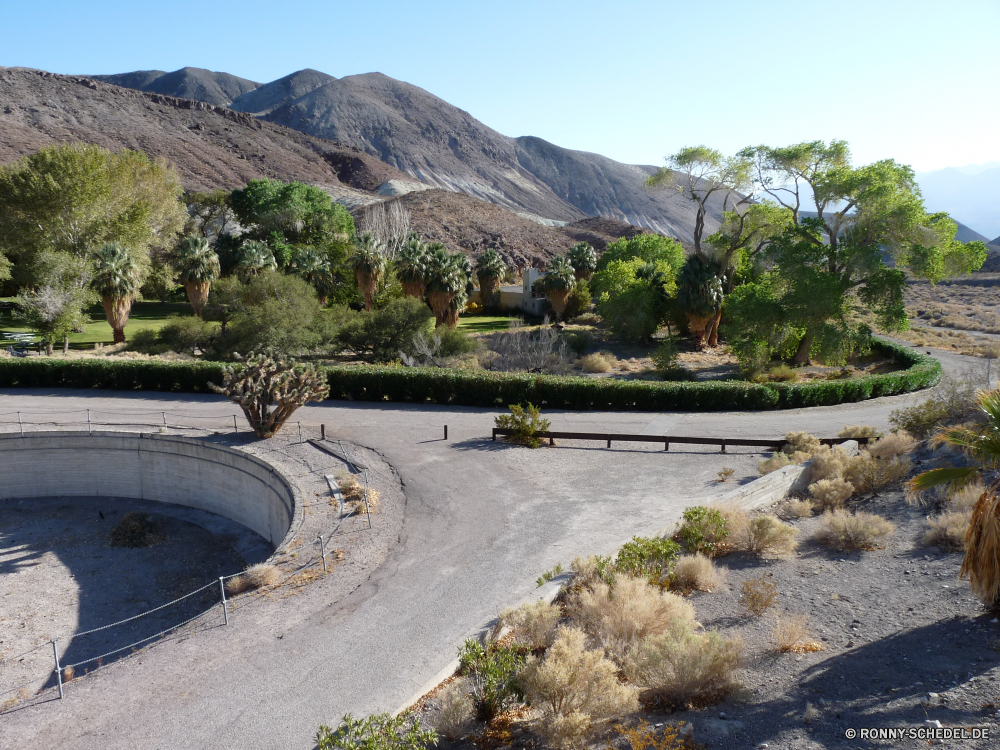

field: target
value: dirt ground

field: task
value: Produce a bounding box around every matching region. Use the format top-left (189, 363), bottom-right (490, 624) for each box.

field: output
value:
top-left (417, 464), bottom-right (1000, 749)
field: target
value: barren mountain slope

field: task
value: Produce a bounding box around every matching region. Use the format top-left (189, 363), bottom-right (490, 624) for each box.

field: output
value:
top-left (0, 68), bottom-right (408, 195)
top-left (230, 69), bottom-right (336, 115)
top-left (90, 67), bottom-right (260, 107)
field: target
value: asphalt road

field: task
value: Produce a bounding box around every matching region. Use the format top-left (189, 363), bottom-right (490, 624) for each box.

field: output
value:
top-left (0, 345), bottom-right (983, 749)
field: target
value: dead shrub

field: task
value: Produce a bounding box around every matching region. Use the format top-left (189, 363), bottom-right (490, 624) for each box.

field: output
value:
top-left (867, 430), bottom-right (917, 460)
top-left (923, 511), bottom-right (970, 551)
top-left (521, 627), bottom-right (639, 748)
top-left (569, 555), bottom-right (607, 592)
top-left (771, 613), bottom-right (823, 653)
top-left (807, 445), bottom-right (851, 483)
top-left (672, 554), bottom-right (724, 593)
top-left (500, 600), bottom-right (562, 649)
top-left (711, 502), bottom-right (749, 542)
top-left (738, 573), bottom-right (778, 616)
top-left (804, 703), bottom-right (822, 723)
top-left (569, 574), bottom-right (695, 662)
top-left (838, 425), bottom-right (883, 440)
top-left (815, 510), bottom-right (894, 551)
top-left (431, 679), bottom-right (474, 741)
top-left (736, 516), bottom-right (798, 557)
top-left (607, 721), bottom-right (690, 750)
top-left (808, 478), bottom-right (855, 511)
top-left (580, 352), bottom-right (614, 373)
top-left (783, 431), bottom-right (821, 456)
top-left (225, 563), bottom-right (281, 595)
top-left (783, 500), bottom-right (814, 519)
top-left (949, 482), bottom-right (985, 513)
top-left (109, 512), bottom-right (165, 548)
top-left (844, 452), bottom-right (912, 494)
top-left (625, 621), bottom-right (743, 708)
top-left (758, 452), bottom-right (792, 475)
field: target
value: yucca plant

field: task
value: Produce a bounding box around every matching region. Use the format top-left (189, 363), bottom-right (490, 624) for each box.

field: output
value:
top-left (536, 256), bottom-right (576, 321)
top-left (351, 232), bottom-right (387, 310)
top-left (567, 242), bottom-right (597, 281)
top-left (423, 244), bottom-right (468, 327)
top-left (173, 236), bottom-right (220, 316)
top-left (396, 235), bottom-right (430, 299)
top-left (91, 242), bottom-right (143, 344)
top-left (909, 388), bottom-right (1000, 607)
top-left (475, 249), bottom-right (507, 309)
top-left (290, 247), bottom-right (335, 305)
top-left (234, 240), bottom-right (277, 282)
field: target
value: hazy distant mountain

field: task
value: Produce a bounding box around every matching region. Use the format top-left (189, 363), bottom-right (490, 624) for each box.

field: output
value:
top-left (230, 69), bottom-right (335, 115)
top-left (90, 67), bottom-right (259, 107)
top-left (916, 165), bottom-right (1000, 240)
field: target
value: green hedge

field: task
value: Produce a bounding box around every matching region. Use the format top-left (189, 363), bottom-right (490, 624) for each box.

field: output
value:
top-left (0, 338), bottom-right (940, 412)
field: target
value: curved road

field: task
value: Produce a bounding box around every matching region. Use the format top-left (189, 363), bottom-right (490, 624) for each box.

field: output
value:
top-left (0, 346), bottom-right (983, 749)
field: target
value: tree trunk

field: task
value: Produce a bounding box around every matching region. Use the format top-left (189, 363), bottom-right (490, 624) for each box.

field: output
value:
top-left (444, 306), bottom-right (460, 328)
top-left (183, 280), bottom-right (211, 317)
top-left (427, 291), bottom-right (453, 327)
top-left (548, 289), bottom-right (570, 321)
top-left (574, 270), bottom-right (592, 282)
top-left (102, 296), bottom-right (132, 345)
top-left (706, 307), bottom-right (723, 347)
top-left (318, 294), bottom-right (328, 306)
top-left (401, 281), bottom-right (425, 299)
top-left (686, 313), bottom-right (712, 350)
top-left (793, 331), bottom-right (815, 366)
top-left (45, 341), bottom-right (53, 356)
top-left (63, 337), bottom-right (69, 355)
top-left (478, 273), bottom-right (501, 309)
top-left (356, 269), bottom-right (375, 310)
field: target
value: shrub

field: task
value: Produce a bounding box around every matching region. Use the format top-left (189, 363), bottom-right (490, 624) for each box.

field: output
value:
top-left (494, 403), bottom-right (551, 448)
top-left (569, 312), bottom-right (601, 326)
top-left (815, 510), bottom-right (894, 551)
top-left (225, 563), bottom-right (281, 595)
top-left (608, 720), bottom-right (690, 750)
top-left (337, 297), bottom-right (435, 363)
top-left (651, 338), bottom-right (679, 372)
top-left (579, 352), bottom-right (613, 373)
top-left (867, 430), bottom-right (917, 460)
top-left (569, 574), bottom-right (696, 662)
top-left (520, 627), bottom-right (639, 749)
top-left (315, 711), bottom-right (438, 750)
top-left (624, 621), bottom-right (743, 708)
top-left (128, 327), bottom-right (162, 354)
top-left (673, 506), bottom-right (730, 556)
top-left (563, 280), bottom-right (593, 321)
top-left (672, 554), bottom-right (724, 593)
top-left (109, 512), bottom-right (165, 548)
top-left (759, 452), bottom-right (792, 475)
top-left (923, 511), bottom-right (970, 551)
top-left (716, 467), bottom-right (735, 483)
top-left (569, 555), bottom-right (612, 592)
top-left (950, 482), bottom-right (985, 513)
top-left (500, 600), bottom-right (561, 650)
top-left (564, 331), bottom-right (593, 356)
top-left (739, 573), bottom-right (778, 616)
top-left (458, 639), bottom-right (527, 722)
top-left (156, 317), bottom-right (217, 356)
top-left (808, 478), bottom-right (855, 511)
top-left (767, 364), bottom-right (798, 382)
top-left (712, 503), bottom-right (749, 541)
top-left (843, 452), bottom-right (911, 495)
top-left (612, 536), bottom-right (682, 586)
top-left (771, 614), bottom-right (823, 653)
top-left (783, 499), bottom-right (814, 518)
top-left (807, 445), bottom-right (851, 483)
top-left (838, 425), bottom-right (883, 440)
top-left (736, 516), bottom-right (798, 557)
top-left (431, 680), bottom-right (473, 741)
top-left (783, 431), bottom-right (820, 456)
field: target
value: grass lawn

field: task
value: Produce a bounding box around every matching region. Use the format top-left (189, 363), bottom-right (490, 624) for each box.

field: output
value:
top-left (456, 314), bottom-right (521, 333)
top-left (0, 300), bottom-right (195, 350)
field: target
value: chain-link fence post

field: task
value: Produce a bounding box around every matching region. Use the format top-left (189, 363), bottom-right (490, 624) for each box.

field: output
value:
top-left (51, 639), bottom-right (63, 699)
top-left (298, 422), bottom-right (302, 443)
top-left (218, 577), bottom-right (229, 626)
top-left (363, 470), bottom-right (373, 530)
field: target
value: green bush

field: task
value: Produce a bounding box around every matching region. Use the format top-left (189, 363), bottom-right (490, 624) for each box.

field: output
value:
top-left (563, 330), bottom-right (593, 356)
top-left (562, 279), bottom-right (592, 320)
top-left (436, 327), bottom-right (478, 357)
top-left (494, 403), bottom-right (551, 448)
top-left (651, 338), bottom-right (679, 371)
top-left (0, 358), bottom-right (226, 392)
top-left (612, 536), bottom-right (681, 586)
top-left (458, 639), bottom-right (527, 723)
top-left (674, 507), bottom-right (730, 556)
top-left (336, 297), bottom-right (434, 363)
top-left (315, 711), bottom-right (438, 750)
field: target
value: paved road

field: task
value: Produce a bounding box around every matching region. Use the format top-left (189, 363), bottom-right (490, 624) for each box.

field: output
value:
top-left (0, 346), bottom-right (982, 749)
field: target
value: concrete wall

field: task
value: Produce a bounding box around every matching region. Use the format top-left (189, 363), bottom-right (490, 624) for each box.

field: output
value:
top-left (0, 432), bottom-right (300, 550)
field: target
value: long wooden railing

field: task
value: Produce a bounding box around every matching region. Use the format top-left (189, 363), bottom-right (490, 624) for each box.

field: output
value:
top-left (490, 428), bottom-right (870, 452)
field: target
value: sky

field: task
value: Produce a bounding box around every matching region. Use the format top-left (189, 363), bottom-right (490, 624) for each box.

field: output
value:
top-left (3, 0), bottom-right (999, 173)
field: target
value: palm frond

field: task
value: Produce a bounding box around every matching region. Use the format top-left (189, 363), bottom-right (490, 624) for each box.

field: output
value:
top-left (907, 466), bottom-right (981, 499)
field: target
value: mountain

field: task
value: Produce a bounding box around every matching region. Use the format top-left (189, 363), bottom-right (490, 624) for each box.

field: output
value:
top-left (952, 222), bottom-right (989, 244)
top-left (81, 67), bottom-right (730, 241)
top-left (89, 67), bottom-right (260, 107)
top-left (916, 165), bottom-right (1000, 240)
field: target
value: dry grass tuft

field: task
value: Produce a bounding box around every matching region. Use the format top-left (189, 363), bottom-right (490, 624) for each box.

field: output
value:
top-left (807, 445), bottom-right (851, 483)
top-left (838, 425), bottom-right (883, 440)
top-left (431, 679), bottom-right (474, 741)
top-left (672, 554), bottom-right (724, 593)
top-left (772, 613), bottom-right (824, 653)
top-left (804, 702), bottom-right (822, 724)
top-left (815, 510), bottom-right (894, 551)
top-left (569, 574), bottom-right (695, 661)
top-left (808, 477), bottom-right (855, 511)
top-left (109, 512), bottom-right (166, 548)
top-left (580, 352), bottom-right (614, 373)
top-left (784, 431), bottom-right (821, 456)
top-left (736, 516), bottom-right (798, 557)
top-left (959, 491), bottom-right (1000, 605)
top-left (950, 482), bottom-right (985, 513)
top-left (225, 563), bottom-right (282, 595)
top-left (759, 452), bottom-right (792, 475)
top-left (739, 573), bottom-right (778, 616)
top-left (923, 511), bottom-right (970, 551)
top-left (716, 467), bottom-right (735, 483)
top-left (711, 503), bottom-right (749, 541)
top-left (867, 430), bottom-right (917, 460)
top-left (500, 600), bottom-right (561, 649)
top-left (844, 452), bottom-right (912, 494)
top-left (783, 499), bottom-right (815, 519)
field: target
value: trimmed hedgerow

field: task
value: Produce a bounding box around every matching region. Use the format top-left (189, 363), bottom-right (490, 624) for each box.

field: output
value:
top-left (0, 338), bottom-right (939, 411)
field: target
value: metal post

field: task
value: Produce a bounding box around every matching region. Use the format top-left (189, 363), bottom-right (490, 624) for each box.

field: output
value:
top-left (444, 424), bottom-right (448, 440)
top-left (321, 424), bottom-right (326, 440)
top-left (52, 639), bottom-right (64, 699)
top-left (233, 415), bottom-right (238, 435)
top-left (720, 442), bottom-right (727, 454)
top-left (87, 409), bottom-right (92, 435)
top-left (162, 412), bottom-right (166, 427)
top-left (219, 577), bottom-right (229, 626)
top-left (17, 412), bottom-right (23, 437)
top-left (298, 422), bottom-right (302, 443)
top-left (318, 534), bottom-right (328, 573)
top-left (606, 437), bottom-right (611, 449)
top-left (664, 440), bottom-right (669, 452)
top-left (363, 470), bottom-right (373, 530)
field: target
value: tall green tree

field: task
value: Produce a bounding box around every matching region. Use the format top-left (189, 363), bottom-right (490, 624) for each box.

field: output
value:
top-left (173, 236), bottom-right (220, 316)
top-left (0, 144), bottom-right (185, 285)
top-left (396, 234), bottom-right (431, 299)
top-left (475, 249), bottom-right (507, 309)
top-left (91, 242), bottom-right (144, 344)
top-left (591, 258), bottom-right (676, 343)
top-left (595, 234), bottom-right (684, 275)
top-left (423, 244), bottom-right (469, 327)
top-left (234, 240), bottom-right (278, 282)
top-left (290, 247), bottom-right (335, 305)
top-left (676, 254), bottom-right (725, 349)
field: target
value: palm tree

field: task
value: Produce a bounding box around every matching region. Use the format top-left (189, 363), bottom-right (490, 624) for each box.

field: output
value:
top-left (423, 245), bottom-right (468, 327)
top-left (475, 249), bottom-right (507, 309)
top-left (351, 232), bottom-right (387, 310)
top-left (91, 242), bottom-right (143, 344)
top-left (290, 247), bottom-right (335, 305)
top-left (173, 236), bottom-right (220, 316)
top-left (909, 389), bottom-right (1000, 608)
top-left (566, 242), bottom-right (597, 282)
top-left (234, 240), bottom-right (277, 282)
top-left (677, 254), bottom-right (724, 349)
top-left (396, 235), bottom-right (430, 299)
top-left (536, 256), bottom-right (576, 321)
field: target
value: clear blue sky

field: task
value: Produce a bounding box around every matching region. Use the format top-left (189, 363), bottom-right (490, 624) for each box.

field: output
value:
top-left (4, 0), bottom-right (998, 173)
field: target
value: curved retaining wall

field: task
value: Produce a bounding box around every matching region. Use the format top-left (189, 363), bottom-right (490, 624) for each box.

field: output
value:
top-left (0, 432), bottom-right (300, 550)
